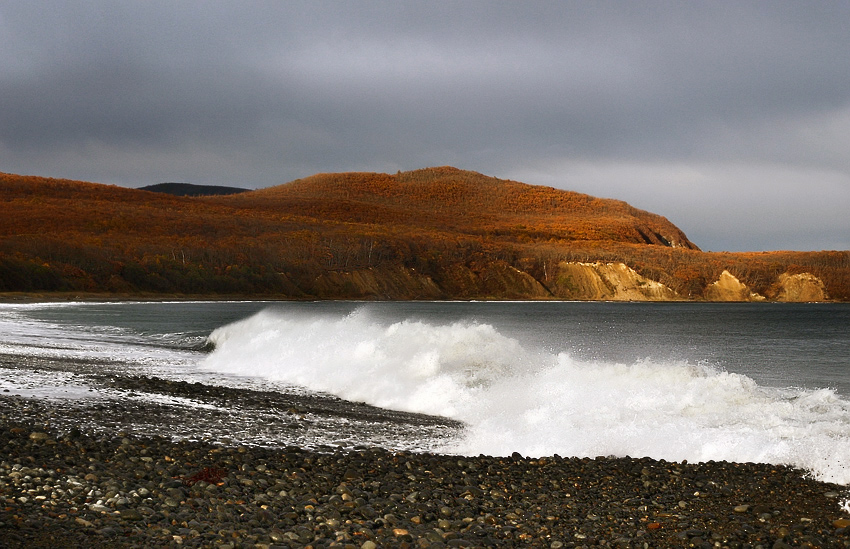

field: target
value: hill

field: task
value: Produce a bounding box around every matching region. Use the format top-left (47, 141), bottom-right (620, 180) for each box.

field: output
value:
top-left (0, 169), bottom-right (847, 300)
top-left (139, 182), bottom-right (250, 196)
top-left (223, 167), bottom-right (698, 249)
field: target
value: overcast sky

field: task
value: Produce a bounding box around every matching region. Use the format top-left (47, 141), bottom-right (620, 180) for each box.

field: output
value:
top-left (2, 1), bottom-right (849, 252)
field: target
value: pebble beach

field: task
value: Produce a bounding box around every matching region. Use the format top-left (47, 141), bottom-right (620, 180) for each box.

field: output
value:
top-left (2, 375), bottom-right (850, 548)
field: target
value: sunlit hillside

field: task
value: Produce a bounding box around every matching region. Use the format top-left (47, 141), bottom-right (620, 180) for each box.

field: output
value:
top-left (1, 169), bottom-right (848, 300)
top-left (220, 167), bottom-right (698, 250)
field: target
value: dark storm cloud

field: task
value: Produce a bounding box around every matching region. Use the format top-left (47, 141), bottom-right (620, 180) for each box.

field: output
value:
top-left (1, 1), bottom-right (849, 251)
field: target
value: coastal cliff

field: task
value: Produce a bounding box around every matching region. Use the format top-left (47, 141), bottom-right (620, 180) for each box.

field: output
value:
top-left (771, 272), bottom-right (829, 302)
top-left (547, 261), bottom-right (680, 301)
top-left (704, 271), bottom-right (765, 302)
top-left (1, 168), bottom-right (847, 301)
top-left (298, 262), bottom-right (831, 302)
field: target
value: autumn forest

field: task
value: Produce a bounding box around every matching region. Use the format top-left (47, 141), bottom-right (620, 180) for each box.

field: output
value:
top-left (1, 167), bottom-right (848, 301)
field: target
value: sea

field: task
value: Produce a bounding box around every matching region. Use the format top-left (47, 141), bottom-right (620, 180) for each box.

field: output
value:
top-left (1, 300), bottom-right (848, 485)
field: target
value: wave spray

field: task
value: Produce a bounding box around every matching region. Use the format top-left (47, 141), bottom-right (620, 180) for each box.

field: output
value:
top-left (202, 307), bottom-right (850, 484)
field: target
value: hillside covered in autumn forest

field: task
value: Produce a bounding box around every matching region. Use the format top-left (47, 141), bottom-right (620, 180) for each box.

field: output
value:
top-left (1, 167), bottom-right (848, 301)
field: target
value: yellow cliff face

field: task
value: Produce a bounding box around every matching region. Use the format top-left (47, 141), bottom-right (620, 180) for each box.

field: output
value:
top-left (550, 262), bottom-right (680, 301)
top-left (704, 270), bottom-right (765, 302)
top-left (303, 261), bottom-right (679, 301)
top-left (301, 264), bottom-right (831, 302)
top-left (771, 272), bottom-right (828, 302)
top-left (701, 270), bottom-right (829, 302)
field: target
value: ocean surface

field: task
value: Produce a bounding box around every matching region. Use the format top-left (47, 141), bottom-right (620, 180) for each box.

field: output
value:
top-left (1, 300), bottom-right (848, 484)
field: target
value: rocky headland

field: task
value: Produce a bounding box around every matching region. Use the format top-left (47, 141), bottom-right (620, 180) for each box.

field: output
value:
top-left (2, 168), bottom-right (848, 302)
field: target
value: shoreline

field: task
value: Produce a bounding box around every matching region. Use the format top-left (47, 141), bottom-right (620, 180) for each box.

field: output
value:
top-left (2, 292), bottom-right (847, 304)
top-left (2, 301), bottom-right (850, 547)
top-left (2, 391), bottom-right (850, 548)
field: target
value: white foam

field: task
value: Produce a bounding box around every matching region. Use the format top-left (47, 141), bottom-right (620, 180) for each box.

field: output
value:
top-left (202, 307), bottom-right (850, 485)
top-left (0, 368), bottom-right (96, 399)
top-left (0, 304), bottom-right (198, 373)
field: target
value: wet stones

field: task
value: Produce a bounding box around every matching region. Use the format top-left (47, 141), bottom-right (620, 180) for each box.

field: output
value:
top-left (2, 395), bottom-right (850, 548)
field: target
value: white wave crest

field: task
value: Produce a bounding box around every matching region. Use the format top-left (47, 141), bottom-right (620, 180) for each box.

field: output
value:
top-left (202, 307), bottom-right (850, 484)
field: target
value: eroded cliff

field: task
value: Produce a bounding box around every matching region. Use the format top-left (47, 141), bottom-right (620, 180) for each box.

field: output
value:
top-left (302, 263), bottom-right (830, 302)
top-left (770, 272), bottom-right (829, 302)
top-left (703, 270), bottom-right (765, 302)
top-left (547, 262), bottom-right (680, 301)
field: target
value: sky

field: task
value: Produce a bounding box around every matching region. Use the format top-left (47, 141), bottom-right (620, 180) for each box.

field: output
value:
top-left (2, 1), bottom-right (849, 252)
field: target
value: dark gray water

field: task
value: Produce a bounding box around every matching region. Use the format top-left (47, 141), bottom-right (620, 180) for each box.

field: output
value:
top-left (1, 300), bottom-right (849, 483)
top-left (5, 300), bottom-right (847, 394)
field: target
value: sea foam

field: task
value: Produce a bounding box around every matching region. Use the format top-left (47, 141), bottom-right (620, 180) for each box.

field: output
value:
top-left (202, 307), bottom-right (850, 484)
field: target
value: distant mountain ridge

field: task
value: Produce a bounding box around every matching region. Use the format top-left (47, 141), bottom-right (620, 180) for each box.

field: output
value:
top-left (0, 168), bottom-right (847, 300)
top-left (139, 182), bottom-right (249, 196)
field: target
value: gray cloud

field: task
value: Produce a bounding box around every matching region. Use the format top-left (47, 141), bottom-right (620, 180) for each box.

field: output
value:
top-left (2, 1), bottom-right (849, 251)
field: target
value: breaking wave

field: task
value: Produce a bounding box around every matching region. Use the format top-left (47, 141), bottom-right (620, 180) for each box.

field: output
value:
top-left (202, 307), bottom-right (850, 484)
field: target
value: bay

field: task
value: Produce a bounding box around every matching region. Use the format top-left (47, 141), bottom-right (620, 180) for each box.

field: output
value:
top-left (1, 300), bottom-right (848, 484)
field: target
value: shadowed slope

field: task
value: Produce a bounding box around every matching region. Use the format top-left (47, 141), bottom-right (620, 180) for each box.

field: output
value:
top-left (140, 183), bottom-right (249, 196)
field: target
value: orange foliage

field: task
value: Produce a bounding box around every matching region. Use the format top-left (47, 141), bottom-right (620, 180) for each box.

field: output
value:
top-left (218, 167), bottom-right (697, 249)
top-left (1, 169), bottom-right (848, 300)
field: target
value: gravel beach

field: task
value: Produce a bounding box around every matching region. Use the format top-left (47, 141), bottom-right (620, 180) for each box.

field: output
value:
top-left (2, 374), bottom-right (850, 548)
